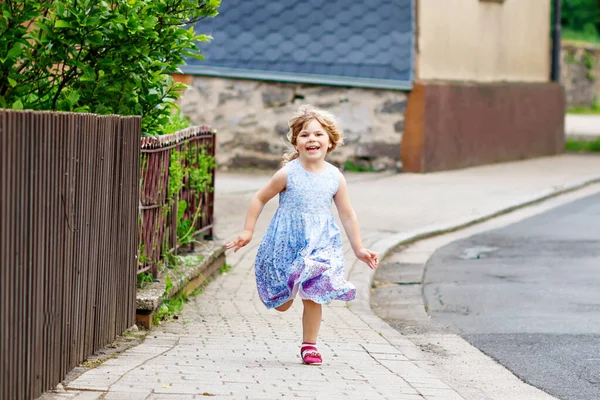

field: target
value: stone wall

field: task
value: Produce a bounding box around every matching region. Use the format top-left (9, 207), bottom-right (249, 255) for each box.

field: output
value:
top-left (177, 76), bottom-right (407, 171)
top-left (561, 42), bottom-right (600, 107)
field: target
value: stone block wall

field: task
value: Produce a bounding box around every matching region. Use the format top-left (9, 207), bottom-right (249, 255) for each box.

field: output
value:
top-left (177, 76), bottom-right (407, 171)
top-left (561, 42), bottom-right (600, 107)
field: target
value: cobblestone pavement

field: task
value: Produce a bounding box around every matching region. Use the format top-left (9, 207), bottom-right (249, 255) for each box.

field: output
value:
top-left (41, 154), bottom-right (600, 400)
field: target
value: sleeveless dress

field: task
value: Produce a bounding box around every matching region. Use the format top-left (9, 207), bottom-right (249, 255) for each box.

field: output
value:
top-left (255, 159), bottom-right (356, 309)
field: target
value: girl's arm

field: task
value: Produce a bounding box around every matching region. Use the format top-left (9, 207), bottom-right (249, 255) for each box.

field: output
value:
top-left (225, 168), bottom-right (287, 252)
top-left (333, 173), bottom-right (379, 269)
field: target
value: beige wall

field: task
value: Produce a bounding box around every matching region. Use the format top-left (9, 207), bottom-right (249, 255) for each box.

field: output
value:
top-left (417, 0), bottom-right (551, 82)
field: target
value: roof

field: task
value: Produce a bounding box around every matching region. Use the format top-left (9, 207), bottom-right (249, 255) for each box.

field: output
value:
top-left (182, 0), bottom-right (414, 90)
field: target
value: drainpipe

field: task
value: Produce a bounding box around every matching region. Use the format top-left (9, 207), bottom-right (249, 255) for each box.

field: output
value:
top-left (551, 0), bottom-right (562, 82)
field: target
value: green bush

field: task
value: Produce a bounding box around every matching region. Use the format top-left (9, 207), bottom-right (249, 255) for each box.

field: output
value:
top-left (561, 0), bottom-right (600, 35)
top-left (555, 0), bottom-right (600, 43)
top-left (0, 0), bottom-right (219, 136)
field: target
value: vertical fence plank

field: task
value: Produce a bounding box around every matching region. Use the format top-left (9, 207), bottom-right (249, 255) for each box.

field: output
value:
top-left (18, 111), bottom-right (28, 400)
top-left (128, 117), bottom-right (141, 327)
top-left (0, 110), bottom-right (6, 400)
top-left (1, 110), bottom-right (9, 400)
top-left (28, 112), bottom-right (41, 397)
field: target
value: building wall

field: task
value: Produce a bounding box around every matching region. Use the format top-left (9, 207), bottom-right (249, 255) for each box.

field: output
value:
top-left (402, 81), bottom-right (565, 172)
top-left (417, 0), bottom-right (551, 82)
top-left (178, 76), bottom-right (407, 171)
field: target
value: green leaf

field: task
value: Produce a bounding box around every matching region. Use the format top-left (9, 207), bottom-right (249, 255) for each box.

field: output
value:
top-left (55, 2), bottom-right (66, 17)
top-left (67, 91), bottom-right (80, 105)
top-left (195, 34), bottom-right (212, 42)
top-left (84, 17), bottom-right (101, 27)
top-left (6, 43), bottom-right (23, 60)
top-left (12, 100), bottom-right (23, 110)
top-left (85, 32), bottom-right (103, 45)
top-left (7, 77), bottom-right (17, 87)
top-left (0, 96), bottom-right (6, 108)
top-left (34, 20), bottom-right (51, 33)
top-left (55, 20), bottom-right (72, 29)
top-left (144, 16), bottom-right (158, 27)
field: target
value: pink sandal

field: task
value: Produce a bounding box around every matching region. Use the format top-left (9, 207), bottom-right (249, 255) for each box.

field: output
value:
top-left (301, 343), bottom-right (322, 365)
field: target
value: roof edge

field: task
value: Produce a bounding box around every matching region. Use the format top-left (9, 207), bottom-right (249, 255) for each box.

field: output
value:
top-left (179, 66), bottom-right (413, 91)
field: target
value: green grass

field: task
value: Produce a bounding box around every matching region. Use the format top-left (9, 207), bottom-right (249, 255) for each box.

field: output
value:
top-left (343, 160), bottom-right (375, 173)
top-left (568, 105), bottom-right (600, 115)
top-left (567, 101), bottom-right (600, 114)
top-left (566, 138), bottom-right (600, 152)
top-left (562, 28), bottom-right (600, 46)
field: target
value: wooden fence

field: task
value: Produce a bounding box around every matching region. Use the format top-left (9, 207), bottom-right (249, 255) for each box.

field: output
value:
top-left (0, 110), bottom-right (141, 400)
top-left (139, 126), bottom-right (216, 277)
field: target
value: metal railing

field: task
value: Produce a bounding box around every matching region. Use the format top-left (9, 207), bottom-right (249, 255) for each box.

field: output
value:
top-left (138, 126), bottom-right (215, 277)
top-left (0, 110), bottom-right (141, 400)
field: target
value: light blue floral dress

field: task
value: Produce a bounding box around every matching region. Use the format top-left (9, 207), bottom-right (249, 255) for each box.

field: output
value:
top-left (255, 159), bottom-right (356, 309)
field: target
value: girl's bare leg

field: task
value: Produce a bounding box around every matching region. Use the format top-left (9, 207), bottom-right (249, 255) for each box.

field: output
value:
top-left (301, 300), bottom-right (322, 343)
top-left (275, 299), bottom-right (294, 312)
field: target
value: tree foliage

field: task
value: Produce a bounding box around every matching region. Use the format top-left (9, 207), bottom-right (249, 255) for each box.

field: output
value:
top-left (0, 0), bottom-right (219, 136)
top-left (559, 0), bottom-right (600, 36)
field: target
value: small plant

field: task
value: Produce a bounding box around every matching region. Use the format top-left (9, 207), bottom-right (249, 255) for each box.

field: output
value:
top-left (219, 263), bottom-right (233, 274)
top-left (137, 271), bottom-right (154, 289)
top-left (153, 291), bottom-right (188, 325)
top-left (152, 272), bottom-right (208, 325)
top-left (344, 160), bottom-right (375, 173)
top-left (162, 252), bottom-right (180, 271)
top-left (175, 254), bottom-right (204, 268)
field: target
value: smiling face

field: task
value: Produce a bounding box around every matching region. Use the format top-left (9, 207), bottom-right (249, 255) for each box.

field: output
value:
top-left (295, 119), bottom-right (332, 160)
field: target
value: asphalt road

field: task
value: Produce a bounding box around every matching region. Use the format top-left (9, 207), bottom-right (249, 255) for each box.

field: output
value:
top-left (423, 192), bottom-right (600, 400)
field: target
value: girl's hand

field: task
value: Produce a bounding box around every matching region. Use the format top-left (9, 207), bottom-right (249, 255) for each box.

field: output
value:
top-left (225, 230), bottom-right (253, 252)
top-left (355, 248), bottom-right (379, 270)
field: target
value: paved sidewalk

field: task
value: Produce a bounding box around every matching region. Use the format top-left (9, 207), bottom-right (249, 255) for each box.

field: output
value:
top-left (565, 114), bottom-right (600, 141)
top-left (44, 154), bottom-right (600, 400)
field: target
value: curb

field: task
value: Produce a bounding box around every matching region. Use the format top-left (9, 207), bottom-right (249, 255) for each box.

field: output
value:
top-left (348, 175), bottom-right (600, 315)
top-left (566, 134), bottom-right (600, 142)
top-left (135, 241), bottom-right (226, 329)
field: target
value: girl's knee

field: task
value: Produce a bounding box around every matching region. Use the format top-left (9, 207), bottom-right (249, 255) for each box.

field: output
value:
top-left (302, 299), bottom-right (321, 309)
top-left (275, 300), bottom-right (293, 312)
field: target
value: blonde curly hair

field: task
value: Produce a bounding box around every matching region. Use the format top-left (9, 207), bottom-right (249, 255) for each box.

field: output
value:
top-left (282, 104), bottom-right (344, 164)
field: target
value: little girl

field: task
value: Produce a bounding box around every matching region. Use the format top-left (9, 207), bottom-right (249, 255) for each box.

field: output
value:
top-left (226, 105), bottom-right (379, 365)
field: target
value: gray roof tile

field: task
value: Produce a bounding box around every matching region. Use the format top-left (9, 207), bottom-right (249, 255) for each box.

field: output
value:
top-left (185, 0), bottom-right (414, 88)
